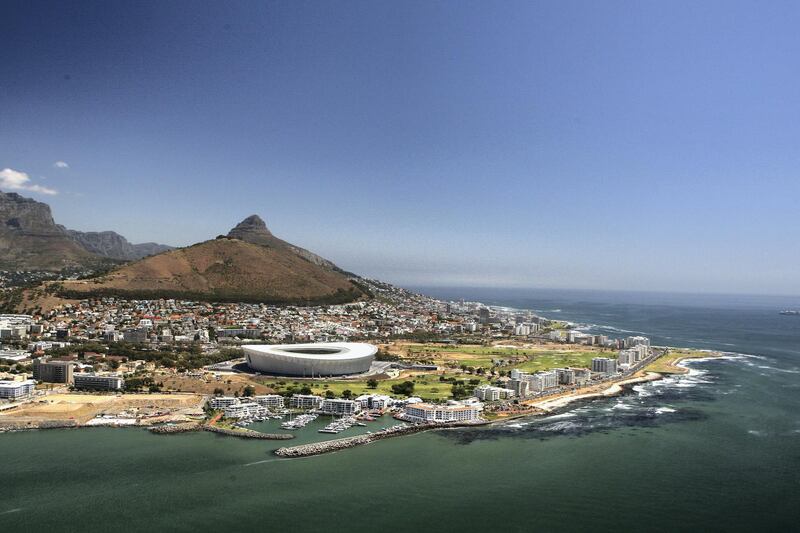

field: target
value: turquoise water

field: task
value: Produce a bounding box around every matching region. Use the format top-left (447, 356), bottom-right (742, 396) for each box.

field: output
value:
top-left (2, 289), bottom-right (800, 532)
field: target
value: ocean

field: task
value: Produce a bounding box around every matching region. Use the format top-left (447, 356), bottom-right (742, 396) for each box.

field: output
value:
top-left (2, 288), bottom-right (799, 532)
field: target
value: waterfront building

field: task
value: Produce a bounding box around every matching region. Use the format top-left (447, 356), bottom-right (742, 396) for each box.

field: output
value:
top-left (618, 349), bottom-right (638, 366)
top-left (0, 379), bottom-right (36, 399)
top-left (506, 378), bottom-right (530, 397)
top-left (32, 358), bottom-right (74, 384)
top-left (592, 357), bottom-right (618, 374)
top-left (632, 344), bottom-right (649, 361)
top-left (223, 402), bottom-right (262, 419)
top-left (532, 370), bottom-right (558, 391)
top-left (289, 394), bottom-right (324, 410)
top-left (320, 398), bottom-right (360, 416)
top-left (73, 374), bottom-right (124, 391)
top-left (573, 368), bottom-right (591, 385)
top-left (402, 402), bottom-right (482, 423)
top-left (625, 336), bottom-right (651, 348)
top-left (254, 394), bottom-right (284, 410)
top-left (473, 385), bottom-right (515, 401)
top-left (208, 396), bottom-right (239, 410)
top-left (556, 368), bottom-right (576, 385)
top-left (354, 394), bottom-right (394, 410)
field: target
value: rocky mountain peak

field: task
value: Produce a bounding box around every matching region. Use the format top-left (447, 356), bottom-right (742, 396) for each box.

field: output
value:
top-left (227, 214), bottom-right (274, 243)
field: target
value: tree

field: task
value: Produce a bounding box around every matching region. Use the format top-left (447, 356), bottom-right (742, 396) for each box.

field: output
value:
top-left (213, 388), bottom-right (224, 396)
top-left (341, 389), bottom-right (353, 399)
top-left (242, 385), bottom-right (255, 397)
top-left (299, 386), bottom-right (312, 395)
top-left (366, 379), bottom-right (378, 389)
top-left (325, 390), bottom-right (336, 399)
top-left (391, 381), bottom-right (415, 396)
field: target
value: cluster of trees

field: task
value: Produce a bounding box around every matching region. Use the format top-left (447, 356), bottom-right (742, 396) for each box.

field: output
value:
top-left (450, 378), bottom-right (481, 400)
top-left (124, 375), bottom-right (161, 393)
top-left (391, 380), bottom-right (415, 396)
top-left (374, 349), bottom-right (400, 362)
top-left (45, 342), bottom-right (242, 372)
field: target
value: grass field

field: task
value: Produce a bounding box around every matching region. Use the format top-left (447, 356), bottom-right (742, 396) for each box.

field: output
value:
top-left (395, 342), bottom-right (612, 372)
top-left (254, 373), bottom-right (490, 401)
top-left (645, 348), bottom-right (715, 374)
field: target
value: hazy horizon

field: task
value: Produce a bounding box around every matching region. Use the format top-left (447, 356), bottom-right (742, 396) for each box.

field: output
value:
top-left (2, 1), bottom-right (799, 295)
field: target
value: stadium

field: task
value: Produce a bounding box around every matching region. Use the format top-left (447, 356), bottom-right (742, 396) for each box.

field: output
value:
top-left (243, 342), bottom-right (377, 377)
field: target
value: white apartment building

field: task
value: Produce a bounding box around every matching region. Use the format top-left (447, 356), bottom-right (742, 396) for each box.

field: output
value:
top-left (473, 385), bottom-right (515, 401)
top-left (254, 394), bottom-right (284, 410)
top-left (0, 379), bottom-right (36, 399)
top-left (289, 394), bottom-right (324, 410)
top-left (355, 394), bottom-right (394, 410)
top-left (208, 396), bottom-right (239, 410)
top-left (403, 402), bottom-right (482, 423)
top-left (592, 357), bottom-right (618, 374)
top-left (625, 336), bottom-right (651, 348)
top-left (618, 349), bottom-right (638, 366)
top-left (320, 398), bottom-right (360, 416)
top-left (223, 402), bottom-right (262, 419)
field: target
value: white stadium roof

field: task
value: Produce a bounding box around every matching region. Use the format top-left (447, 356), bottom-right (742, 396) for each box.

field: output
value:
top-left (243, 342), bottom-right (377, 377)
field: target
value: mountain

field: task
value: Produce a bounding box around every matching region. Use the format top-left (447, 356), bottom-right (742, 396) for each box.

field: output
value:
top-left (0, 190), bottom-right (172, 269)
top-left (65, 229), bottom-right (174, 261)
top-left (227, 215), bottom-right (339, 270)
top-left (54, 216), bottom-right (366, 305)
top-left (0, 191), bottom-right (102, 270)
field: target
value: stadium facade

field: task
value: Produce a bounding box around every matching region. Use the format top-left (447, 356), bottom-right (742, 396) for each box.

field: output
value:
top-left (243, 342), bottom-right (377, 377)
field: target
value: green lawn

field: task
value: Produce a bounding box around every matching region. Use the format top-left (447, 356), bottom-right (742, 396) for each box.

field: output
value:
top-left (645, 348), bottom-right (712, 374)
top-left (254, 373), bottom-right (489, 401)
top-left (403, 344), bottom-right (608, 372)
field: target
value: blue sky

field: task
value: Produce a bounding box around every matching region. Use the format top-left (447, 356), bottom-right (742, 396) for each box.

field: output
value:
top-left (1, 1), bottom-right (798, 295)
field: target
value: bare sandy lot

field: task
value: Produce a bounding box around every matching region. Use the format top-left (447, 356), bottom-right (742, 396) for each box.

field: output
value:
top-left (0, 392), bottom-right (205, 425)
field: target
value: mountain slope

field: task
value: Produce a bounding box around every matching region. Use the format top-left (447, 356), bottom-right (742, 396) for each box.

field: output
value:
top-left (55, 216), bottom-right (366, 305)
top-left (0, 191), bottom-right (103, 270)
top-left (0, 190), bottom-right (173, 269)
top-left (66, 229), bottom-right (174, 261)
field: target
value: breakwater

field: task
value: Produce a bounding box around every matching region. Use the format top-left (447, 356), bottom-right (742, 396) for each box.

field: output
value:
top-left (148, 422), bottom-right (201, 434)
top-left (275, 421), bottom-right (488, 458)
top-left (204, 425), bottom-right (294, 440)
top-left (0, 420), bottom-right (78, 433)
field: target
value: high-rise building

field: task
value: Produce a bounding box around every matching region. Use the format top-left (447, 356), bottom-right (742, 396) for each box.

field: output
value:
top-left (591, 357), bottom-right (618, 374)
top-left (32, 358), bottom-right (74, 384)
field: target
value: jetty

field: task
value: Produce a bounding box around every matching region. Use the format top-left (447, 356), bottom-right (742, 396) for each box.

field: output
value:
top-left (275, 421), bottom-right (488, 458)
top-left (204, 425), bottom-right (294, 440)
top-left (148, 422), bottom-right (201, 434)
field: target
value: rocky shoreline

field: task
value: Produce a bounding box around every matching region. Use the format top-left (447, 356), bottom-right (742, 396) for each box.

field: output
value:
top-left (275, 421), bottom-right (489, 458)
top-left (203, 425), bottom-right (294, 440)
top-left (148, 422), bottom-right (202, 434)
